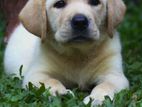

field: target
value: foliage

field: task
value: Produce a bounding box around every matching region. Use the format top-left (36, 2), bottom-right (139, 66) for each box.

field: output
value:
top-left (0, 1), bottom-right (142, 107)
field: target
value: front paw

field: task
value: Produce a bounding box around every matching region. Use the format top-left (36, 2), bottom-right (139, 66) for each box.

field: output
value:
top-left (83, 95), bottom-right (104, 107)
top-left (43, 79), bottom-right (68, 96)
top-left (44, 79), bottom-right (74, 96)
top-left (83, 91), bottom-right (113, 107)
top-left (23, 77), bottom-right (72, 96)
top-left (48, 85), bottom-right (66, 96)
top-left (48, 85), bottom-right (73, 96)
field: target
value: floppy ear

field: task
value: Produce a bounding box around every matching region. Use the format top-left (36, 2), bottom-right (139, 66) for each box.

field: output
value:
top-left (107, 0), bottom-right (126, 38)
top-left (19, 0), bottom-right (47, 41)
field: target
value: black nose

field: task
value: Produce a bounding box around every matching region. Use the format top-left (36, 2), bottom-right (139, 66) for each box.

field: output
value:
top-left (71, 14), bottom-right (89, 31)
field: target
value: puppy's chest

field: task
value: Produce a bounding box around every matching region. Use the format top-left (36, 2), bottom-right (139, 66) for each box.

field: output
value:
top-left (41, 46), bottom-right (98, 89)
top-left (48, 59), bottom-right (95, 89)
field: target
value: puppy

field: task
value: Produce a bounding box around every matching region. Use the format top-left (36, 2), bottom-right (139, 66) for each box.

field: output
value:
top-left (4, 0), bottom-right (129, 106)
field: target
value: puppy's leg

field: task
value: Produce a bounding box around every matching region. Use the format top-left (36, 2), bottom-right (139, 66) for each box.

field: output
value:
top-left (23, 71), bottom-right (68, 96)
top-left (84, 73), bottom-right (129, 106)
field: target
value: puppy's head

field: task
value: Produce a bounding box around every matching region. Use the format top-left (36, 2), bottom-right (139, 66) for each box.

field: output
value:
top-left (20, 0), bottom-right (126, 47)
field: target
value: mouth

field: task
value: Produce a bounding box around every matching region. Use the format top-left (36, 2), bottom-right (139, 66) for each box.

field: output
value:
top-left (68, 36), bottom-right (93, 43)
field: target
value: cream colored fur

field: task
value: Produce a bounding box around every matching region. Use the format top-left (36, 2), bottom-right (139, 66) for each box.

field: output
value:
top-left (4, 0), bottom-right (129, 106)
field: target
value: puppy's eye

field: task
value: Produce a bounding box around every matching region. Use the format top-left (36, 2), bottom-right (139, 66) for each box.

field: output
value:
top-left (54, 0), bottom-right (66, 8)
top-left (89, 0), bottom-right (100, 6)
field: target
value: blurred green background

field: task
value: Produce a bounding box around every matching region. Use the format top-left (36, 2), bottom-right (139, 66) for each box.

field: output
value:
top-left (0, 0), bottom-right (142, 106)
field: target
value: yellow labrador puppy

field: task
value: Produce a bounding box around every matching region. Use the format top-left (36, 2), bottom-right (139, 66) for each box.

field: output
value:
top-left (4, 0), bottom-right (129, 106)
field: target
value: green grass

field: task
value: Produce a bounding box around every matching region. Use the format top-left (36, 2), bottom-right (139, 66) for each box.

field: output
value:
top-left (0, 1), bottom-right (142, 107)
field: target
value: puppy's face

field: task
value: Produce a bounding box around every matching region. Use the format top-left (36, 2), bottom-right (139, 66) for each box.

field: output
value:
top-left (20, 0), bottom-right (126, 49)
top-left (46, 0), bottom-right (107, 44)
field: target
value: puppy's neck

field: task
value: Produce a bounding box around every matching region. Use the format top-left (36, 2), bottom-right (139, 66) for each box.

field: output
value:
top-left (41, 39), bottom-right (109, 64)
